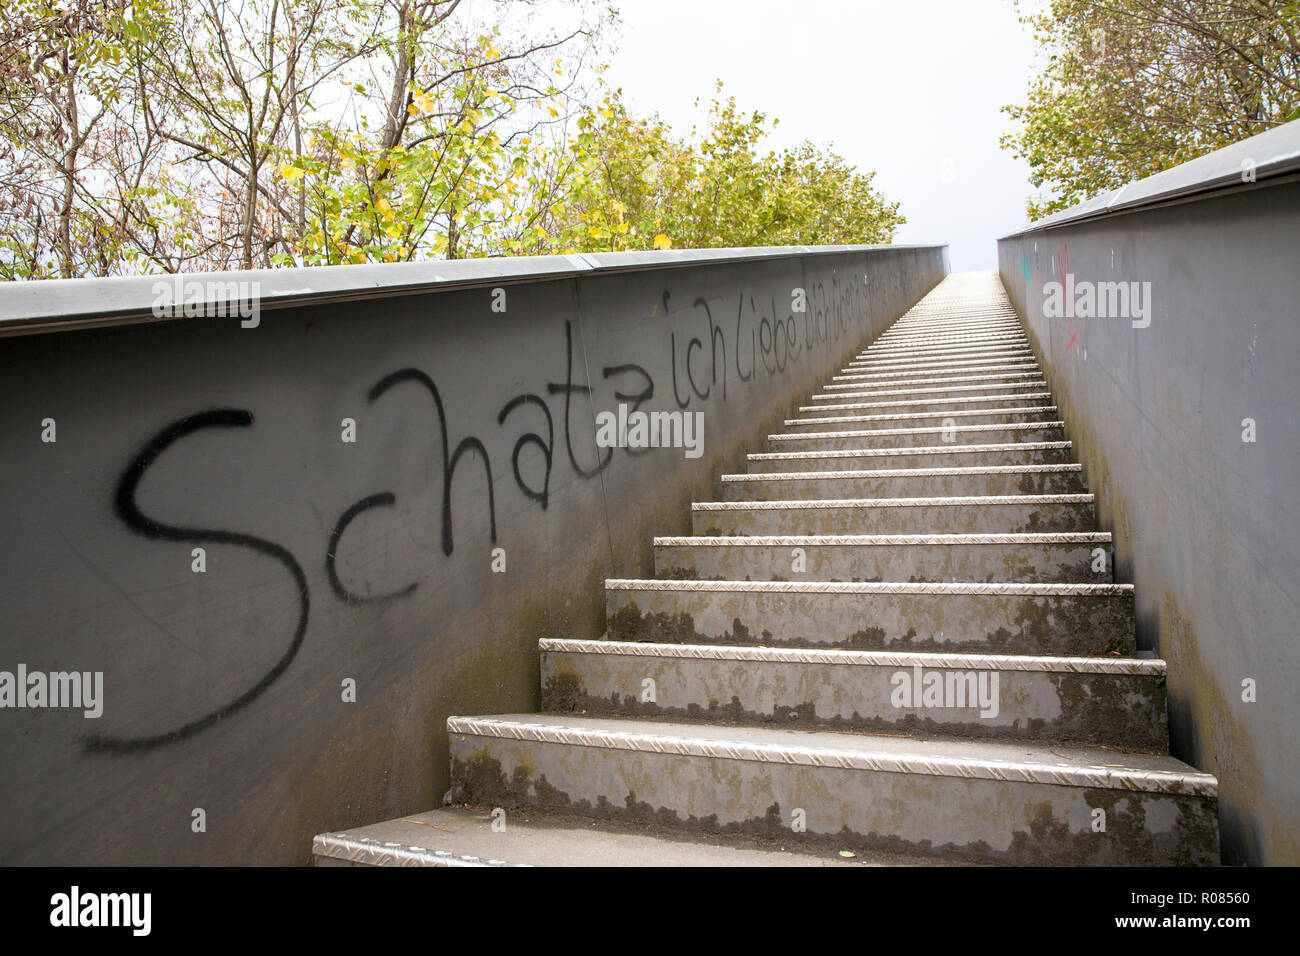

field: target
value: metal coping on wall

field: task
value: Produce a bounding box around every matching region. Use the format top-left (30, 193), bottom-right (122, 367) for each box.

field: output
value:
top-left (0, 244), bottom-right (949, 339)
top-left (1001, 119), bottom-right (1300, 237)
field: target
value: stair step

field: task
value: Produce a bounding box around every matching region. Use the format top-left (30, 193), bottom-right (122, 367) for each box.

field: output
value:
top-left (605, 578), bottom-right (1133, 656)
top-left (844, 352), bottom-right (1035, 374)
top-left (868, 331), bottom-right (1027, 350)
top-left (882, 317), bottom-right (1021, 329)
top-left (852, 342), bottom-right (1032, 363)
top-left (767, 421), bottom-right (1065, 452)
top-left (748, 441), bottom-right (1075, 473)
top-left (447, 714), bottom-right (1217, 865)
top-left (877, 321), bottom-right (1024, 338)
top-left (883, 325), bottom-right (1022, 340)
top-left (784, 406), bottom-right (1058, 430)
top-left (654, 531), bottom-right (1112, 583)
top-left (852, 345), bottom-right (1034, 364)
top-left (720, 464), bottom-right (1085, 500)
top-left (798, 392), bottom-right (1053, 416)
top-left (313, 806), bottom-right (894, 867)
top-left (821, 371), bottom-right (1045, 393)
top-left (540, 638), bottom-right (1167, 750)
top-left (693, 494), bottom-right (1096, 536)
top-left (810, 380), bottom-right (1048, 402)
top-left (833, 362), bottom-right (1041, 383)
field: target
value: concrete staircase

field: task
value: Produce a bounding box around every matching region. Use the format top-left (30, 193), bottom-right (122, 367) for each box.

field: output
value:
top-left (314, 271), bottom-right (1220, 867)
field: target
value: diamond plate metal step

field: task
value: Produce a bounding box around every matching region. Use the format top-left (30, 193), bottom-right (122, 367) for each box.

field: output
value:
top-left (604, 578), bottom-right (1134, 656)
top-left (766, 421), bottom-right (1066, 452)
top-left (833, 361), bottom-right (1041, 383)
top-left (782, 406), bottom-right (1059, 431)
top-left (822, 370), bottom-right (1046, 394)
top-left (851, 341), bottom-right (1033, 362)
top-left (847, 346), bottom-right (1034, 369)
top-left (653, 532), bottom-right (1112, 583)
top-left (719, 464), bottom-right (1086, 500)
top-left (747, 442), bottom-right (1075, 473)
top-left (540, 638), bottom-right (1167, 749)
top-left (691, 493), bottom-right (1096, 535)
top-left (798, 391), bottom-right (1053, 415)
top-left (447, 714), bottom-right (1218, 865)
top-left (810, 380), bottom-right (1049, 403)
top-left (313, 806), bottom-right (882, 866)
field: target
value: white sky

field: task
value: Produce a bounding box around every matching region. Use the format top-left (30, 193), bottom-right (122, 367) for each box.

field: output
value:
top-left (600, 0), bottom-right (1040, 270)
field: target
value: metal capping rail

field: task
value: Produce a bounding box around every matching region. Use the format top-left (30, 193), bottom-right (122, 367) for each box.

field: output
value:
top-left (0, 242), bottom-right (946, 337)
top-left (1001, 117), bottom-right (1300, 235)
top-left (446, 717), bottom-right (1218, 797)
top-left (538, 638), bottom-right (1165, 675)
top-left (603, 578), bottom-right (1134, 595)
top-left (651, 532), bottom-right (1113, 546)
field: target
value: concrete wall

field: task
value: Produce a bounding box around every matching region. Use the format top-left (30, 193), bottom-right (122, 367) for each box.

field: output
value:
top-left (998, 181), bottom-right (1300, 865)
top-left (0, 245), bottom-right (945, 864)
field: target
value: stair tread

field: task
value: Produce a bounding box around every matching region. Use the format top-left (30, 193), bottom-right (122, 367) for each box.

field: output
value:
top-left (787, 407), bottom-right (1058, 424)
top-left (655, 531), bottom-right (1111, 543)
top-left (749, 441), bottom-right (1072, 461)
top-left (313, 807), bottom-right (934, 867)
top-left (770, 421), bottom-right (1063, 438)
top-left (693, 493), bottom-right (1093, 508)
top-left (606, 577), bottom-right (1130, 593)
top-left (448, 714), bottom-right (1217, 795)
top-left (540, 637), bottom-right (1162, 674)
top-left (724, 464), bottom-right (1081, 480)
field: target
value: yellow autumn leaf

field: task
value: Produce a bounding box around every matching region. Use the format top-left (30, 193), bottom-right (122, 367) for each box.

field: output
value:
top-left (278, 164), bottom-right (305, 182)
top-left (376, 197), bottom-right (394, 221)
top-left (411, 90), bottom-right (435, 114)
top-left (548, 107), bottom-right (559, 118)
top-left (652, 234), bottom-right (672, 250)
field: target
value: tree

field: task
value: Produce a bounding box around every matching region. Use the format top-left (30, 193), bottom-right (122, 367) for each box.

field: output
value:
top-left (1, 8), bottom-right (904, 277)
top-left (1002, 0), bottom-right (1300, 218)
top-left (0, 0), bottom-right (166, 278)
top-left (517, 83), bottom-right (904, 255)
top-left (271, 0), bottom-right (612, 265)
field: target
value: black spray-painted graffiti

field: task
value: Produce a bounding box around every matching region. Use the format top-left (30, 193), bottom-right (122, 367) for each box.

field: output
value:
top-left (90, 410), bottom-right (310, 753)
top-left (94, 275), bottom-right (866, 752)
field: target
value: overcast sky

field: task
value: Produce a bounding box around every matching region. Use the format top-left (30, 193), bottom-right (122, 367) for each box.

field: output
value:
top-left (600, 0), bottom-right (1040, 271)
